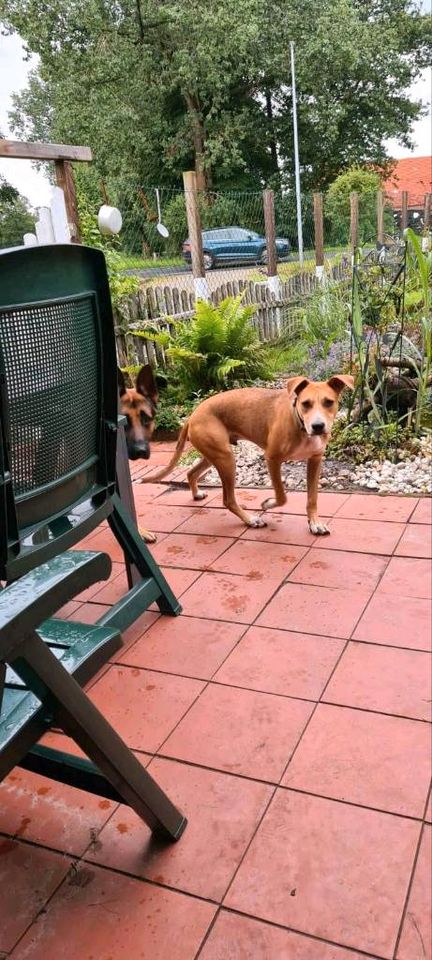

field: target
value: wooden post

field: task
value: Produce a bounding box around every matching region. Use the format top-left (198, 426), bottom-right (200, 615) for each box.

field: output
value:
top-left (182, 170), bottom-right (209, 301)
top-left (313, 192), bottom-right (324, 279)
top-left (54, 160), bottom-right (81, 242)
top-left (401, 190), bottom-right (409, 231)
top-left (350, 191), bottom-right (359, 257)
top-left (263, 189), bottom-right (281, 304)
top-left (424, 192), bottom-right (431, 230)
top-left (376, 189), bottom-right (385, 246)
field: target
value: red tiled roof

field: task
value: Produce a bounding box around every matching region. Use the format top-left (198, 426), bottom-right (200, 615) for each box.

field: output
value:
top-left (384, 156), bottom-right (432, 209)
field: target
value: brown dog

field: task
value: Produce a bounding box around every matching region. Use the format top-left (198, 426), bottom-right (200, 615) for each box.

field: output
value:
top-left (118, 365), bottom-right (159, 543)
top-left (142, 375), bottom-right (354, 534)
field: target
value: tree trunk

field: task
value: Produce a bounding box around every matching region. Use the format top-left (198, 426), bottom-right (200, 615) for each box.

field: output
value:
top-left (185, 93), bottom-right (211, 191)
top-left (265, 89), bottom-right (279, 176)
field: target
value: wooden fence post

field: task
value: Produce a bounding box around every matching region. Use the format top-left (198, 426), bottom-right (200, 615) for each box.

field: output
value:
top-left (313, 192), bottom-right (324, 280)
top-left (182, 170), bottom-right (210, 302)
top-left (54, 160), bottom-right (81, 242)
top-left (263, 189), bottom-right (281, 302)
top-left (422, 193), bottom-right (431, 251)
top-left (401, 190), bottom-right (409, 232)
top-left (376, 189), bottom-right (385, 246)
top-left (350, 191), bottom-right (359, 259)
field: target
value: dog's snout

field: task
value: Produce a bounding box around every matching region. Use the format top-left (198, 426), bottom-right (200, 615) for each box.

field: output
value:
top-left (127, 441), bottom-right (150, 461)
top-left (311, 421), bottom-right (326, 435)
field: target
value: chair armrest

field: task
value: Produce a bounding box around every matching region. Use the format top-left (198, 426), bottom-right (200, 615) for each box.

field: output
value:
top-left (0, 551), bottom-right (111, 659)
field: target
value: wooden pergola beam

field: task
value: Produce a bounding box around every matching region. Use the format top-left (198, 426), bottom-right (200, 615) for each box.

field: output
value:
top-left (0, 139), bottom-right (93, 242)
top-left (0, 140), bottom-right (92, 162)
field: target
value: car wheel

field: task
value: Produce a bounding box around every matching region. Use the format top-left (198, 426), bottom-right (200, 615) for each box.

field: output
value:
top-left (203, 252), bottom-right (214, 271)
top-left (261, 247), bottom-right (268, 264)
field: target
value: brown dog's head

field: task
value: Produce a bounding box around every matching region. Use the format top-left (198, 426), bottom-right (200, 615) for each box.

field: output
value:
top-left (287, 374), bottom-right (354, 437)
top-left (118, 365), bottom-right (158, 460)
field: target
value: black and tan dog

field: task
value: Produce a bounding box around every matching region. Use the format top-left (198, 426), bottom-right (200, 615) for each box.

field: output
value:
top-left (118, 365), bottom-right (159, 542)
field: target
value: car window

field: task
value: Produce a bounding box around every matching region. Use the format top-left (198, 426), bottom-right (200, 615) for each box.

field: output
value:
top-left (204, 229), bottom-right (229, 241)
top-left (229, 228), bottom-right (246, 240)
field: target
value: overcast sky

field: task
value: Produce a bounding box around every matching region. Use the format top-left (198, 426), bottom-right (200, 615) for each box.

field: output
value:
top-left (0, 9), bottom-right (431, 209)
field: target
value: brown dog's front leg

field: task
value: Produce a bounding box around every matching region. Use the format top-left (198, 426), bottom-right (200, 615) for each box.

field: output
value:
top-left (262, 457), bottom-right (286, 511)
top-left (307, 456), bottom-right (329, 535)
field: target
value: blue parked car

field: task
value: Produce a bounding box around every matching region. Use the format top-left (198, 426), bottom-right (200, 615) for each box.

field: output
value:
top-left (182, 226), bottom-right (290, 270)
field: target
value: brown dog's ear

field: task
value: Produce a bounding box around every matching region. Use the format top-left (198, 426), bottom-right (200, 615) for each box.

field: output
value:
top-left (286, 376), bottom-right (310, 398)
top-left (136, 364), bottom-right (158, 403)
top-left (118, 367), bottom-right (127, 397)
top-left (327, 374), bottom-right (355, 394)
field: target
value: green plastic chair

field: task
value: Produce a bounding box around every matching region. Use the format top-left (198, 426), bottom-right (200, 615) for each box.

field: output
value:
top-left (0, 244), bottom-right (180, 628)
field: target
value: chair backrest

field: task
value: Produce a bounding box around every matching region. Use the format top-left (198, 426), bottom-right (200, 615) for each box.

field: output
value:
top-left (0, 244), bottom-right (118, 580)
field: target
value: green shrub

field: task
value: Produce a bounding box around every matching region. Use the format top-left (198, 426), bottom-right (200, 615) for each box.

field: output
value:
top-left (142, 295), bottom-right (273, 395)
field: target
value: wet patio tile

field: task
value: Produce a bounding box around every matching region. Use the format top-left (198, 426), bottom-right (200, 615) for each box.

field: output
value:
top-left (353, 593), bottom-right (431, 652)
top-left (120, 615), bottom-right (244, 679)
top-left (256, 582), bottom-right (370, 639)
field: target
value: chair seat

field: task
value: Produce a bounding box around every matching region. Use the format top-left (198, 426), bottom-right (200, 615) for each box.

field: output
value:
top-left (1, 618), bottom-right (121, 763)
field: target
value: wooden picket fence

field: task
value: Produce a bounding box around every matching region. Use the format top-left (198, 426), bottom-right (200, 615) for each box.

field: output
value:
top-left (114, 261), bottom-right (348, 366)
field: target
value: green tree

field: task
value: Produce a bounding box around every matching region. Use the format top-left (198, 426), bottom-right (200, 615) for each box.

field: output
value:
top-left (326, 166), bottom-right (393, 244)
top-left (0, 174), bottom-right (35, 247)
top-left (0, 0), bottom-right (430, 195)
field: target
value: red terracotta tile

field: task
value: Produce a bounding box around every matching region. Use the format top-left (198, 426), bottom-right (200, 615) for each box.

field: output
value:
top-left (10, 864), bottom-right (215, 960)
top-left (353, 593), bottom-right (432, 652)
top-left (241, 512), bottom-right (318, 546)
top-left (115, 609), bottom-right (160, 653)
top-left (135, 503), bottom-right (200, 533)
top-left (311, 518), bottom-right (405, 555)
top-left (410, 498), bottom-right (432, 524)
top-left (75, 560), bottom-right (124, 602)
top-left (0, 767), bottom-right (116, 856)
top-left (284, 703), bottom-right (431, 817)
top-left (256, 582), bottom-right (370, 639)
top-left (289, 548), bottom-right (388, 592)
top-left (67, 601), bottom-right (111, 624)
top-left (0, 841), bottom-right (69, 954)
top-left (324, 642), bottom-right (432, 721)
top-left (87, 757), bottom-right (271, 900)
top-left (376, 556), bottom-right (432, 599)
top-left (395, 523), bottom-right (432, 559)
top-left (199, 911), bottom-right (377, 960)
top-left (224, 789), bottom-right (420, 957)
top-left (80, 527), bottom-right (126, 562)
top-left (89, 665), bottom-right (204, 752)
top-left (163, 683), bottom-right (313, 781)
top-left (176, 507), bottom-right (251, 538)
top-left (214, 626), bottom-right (344, 700)
top-left (149, 567), bottom-right (201, 609)
top-left (132, 481), bottom-right (169, 503)
top-left (90, 568), bottom-right (129, 604)
top-left (151, 532), bottom-right (234, 570)
top-left (211, 489), bottom-right (348, 516)
top-left (337, 494), bottom-right (418, 523)
top-left (154, 485), bottom-right (220, 507)
top-left (425, 792), bottom-right (431, 823)
top-left (396, 826), bottom-right (431, 960)
top-left (180, 571), bottom-right (281, 624)
top-left (55, 599), bottom-right (82, 619)
top-left (120, 615), bottom-right (244, 679)
top-left (209, 540), bottom-right (307, 580)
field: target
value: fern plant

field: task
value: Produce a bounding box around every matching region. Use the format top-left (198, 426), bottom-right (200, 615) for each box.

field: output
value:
top-left (141, 295), bottom-right (271, 395)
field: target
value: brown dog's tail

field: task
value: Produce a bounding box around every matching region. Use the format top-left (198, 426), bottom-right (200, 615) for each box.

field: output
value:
top-left (141, 420), bottom-right (190, 483)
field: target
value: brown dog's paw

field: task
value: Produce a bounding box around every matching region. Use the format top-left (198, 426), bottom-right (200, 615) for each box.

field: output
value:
top-left (248, 515), bottom-right (267, 529)
top-left (138, 526), bottom-right (158, 544)
top-left (193, 491), bottom-right (208, 501)
top-left (261, 497), bottom-right (276, 511)
top-left (309, 519), bottom-right (330, 536)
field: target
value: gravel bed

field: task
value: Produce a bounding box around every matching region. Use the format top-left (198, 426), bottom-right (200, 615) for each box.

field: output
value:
top-left (202, 434), bottom-right (431, 496)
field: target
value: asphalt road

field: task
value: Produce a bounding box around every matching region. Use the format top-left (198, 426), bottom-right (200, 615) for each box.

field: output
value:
top-left (124, 252), bottom-right (340, 292)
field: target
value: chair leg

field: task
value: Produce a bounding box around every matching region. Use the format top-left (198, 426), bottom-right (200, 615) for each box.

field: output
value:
top-left (14, 634), bottom-right (187, 841)
top-left (109, 493), bottom-right (181, 616)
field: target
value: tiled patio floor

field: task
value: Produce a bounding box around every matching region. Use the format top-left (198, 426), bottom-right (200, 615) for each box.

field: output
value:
top-left (1, 448), bottom-right (431, 960)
